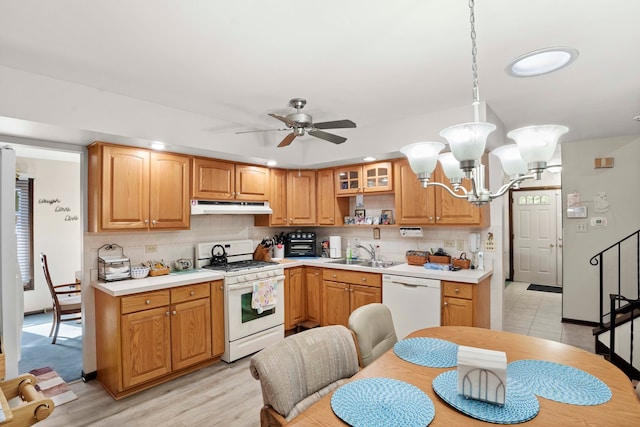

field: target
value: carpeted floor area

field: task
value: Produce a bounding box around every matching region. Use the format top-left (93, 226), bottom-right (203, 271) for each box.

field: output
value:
top-left (19, 312), bottom-right (82, 383)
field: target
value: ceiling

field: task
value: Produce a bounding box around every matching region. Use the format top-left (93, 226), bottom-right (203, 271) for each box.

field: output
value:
top-left (0, 0), bottom-right (638, 168)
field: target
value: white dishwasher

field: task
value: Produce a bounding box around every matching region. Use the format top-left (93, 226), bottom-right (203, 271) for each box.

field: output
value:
top-left (382, 274), bottom-right (441, 339)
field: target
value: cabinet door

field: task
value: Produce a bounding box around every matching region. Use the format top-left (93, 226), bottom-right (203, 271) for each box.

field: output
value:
top-left (287, 170), bottom-right (316, 225)
top-left (150, 152), bottom-right (190, 229)
top-left (350, 284), bottom-right (382, 313)
top-left (433, 166), bottom-right (485, 225)
top-left (192, 158), bottom-right (234, 199)
top-left (441, 296), bottom-right (473, 326)
top-left (322, 280), bottom-right (350, 327)
top-left (269, 169), bottom-right (288, 226)
top-left (121, 306), bottom-right (171, 388)
top-left (235, 165), bottom-right (269, 201)
top-left (285, 268), bottom-right (305, 330)
top-left (317, 168), bottom-right (337, 225)
top-left (101, 145), bottom-right (150, 230)
top-left (211, 280), bottom-right (225, 357)
top-left (335, 166), bottom-right (362, 195)
top-left (394, 159), bottom-right (436, 225)
top-left (171, 298), bottom-right (212, 371)
top-left (363, 162), bottom-right (393, 193)
top-left (305, 267), bottom-right (322, 324)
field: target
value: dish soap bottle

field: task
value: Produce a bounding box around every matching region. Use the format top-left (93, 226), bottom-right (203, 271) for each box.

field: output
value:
top-left (346, 240), bottom-right (352, 260)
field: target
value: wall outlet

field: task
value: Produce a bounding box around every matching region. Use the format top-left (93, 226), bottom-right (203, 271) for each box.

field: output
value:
top-left (444, 239), bottom-right (455, 248)
top-left (576, 222), bottom-right (588, 233)
top-left (145, 244), bottom-right (158, 253)
top-left (484, 240), bottom-right (495, 252)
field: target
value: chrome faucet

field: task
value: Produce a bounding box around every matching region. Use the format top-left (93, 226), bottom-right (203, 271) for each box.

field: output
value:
top-left (357, 243), bottom-right (377, 261)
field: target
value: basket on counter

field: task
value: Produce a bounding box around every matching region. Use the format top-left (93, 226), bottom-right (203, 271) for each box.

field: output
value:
top-left (406, 250), bottom-right (429, 266)
top-left (428, 254), bottom-right (451, 265)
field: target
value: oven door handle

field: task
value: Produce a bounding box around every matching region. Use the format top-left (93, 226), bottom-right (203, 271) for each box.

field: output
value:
top-left (226, 275), bottom-right (285, 291)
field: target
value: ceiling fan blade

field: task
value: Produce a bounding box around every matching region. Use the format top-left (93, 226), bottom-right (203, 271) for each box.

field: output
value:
top-left (277, 133), bottom-right (297, 147)
top-left (308, 130), bottom-right (347, 144)
top-left (268, 113), bottom-right (297, 128)
top-left (235, 128), bottom-right (286, 134)
top-left (313, 119), bottom-right (356, 130)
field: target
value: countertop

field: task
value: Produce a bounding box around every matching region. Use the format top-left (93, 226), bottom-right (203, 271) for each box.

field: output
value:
top-left (93, 258), bottom-right (492, 297)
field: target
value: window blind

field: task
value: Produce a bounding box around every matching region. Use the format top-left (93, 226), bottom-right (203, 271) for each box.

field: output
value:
top-left (15, 178), bottom-right (34, 290)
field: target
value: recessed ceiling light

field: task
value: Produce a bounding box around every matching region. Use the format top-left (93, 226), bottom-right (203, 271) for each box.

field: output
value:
top-left (363, 156), bottom-right (377, 162)
top-left (506, 47), bottom-right (579, 78)
top-left (266, 160), bottom-right (277, 167)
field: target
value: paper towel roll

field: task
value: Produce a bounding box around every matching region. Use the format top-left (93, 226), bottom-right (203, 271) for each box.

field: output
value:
top-left (329, 236), bottom-right (342, 258)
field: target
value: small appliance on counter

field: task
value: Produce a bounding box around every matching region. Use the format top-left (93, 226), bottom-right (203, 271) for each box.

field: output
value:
top-left (285, 231), bottom-right (317, 257)
top-left (98, 243), bottom-right (131, 282)
top-left (329, 236), bottom-right (342, 258)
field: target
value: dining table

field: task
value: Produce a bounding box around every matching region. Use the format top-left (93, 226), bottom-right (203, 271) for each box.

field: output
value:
top-left (288, 326), bottom-right (640, 426)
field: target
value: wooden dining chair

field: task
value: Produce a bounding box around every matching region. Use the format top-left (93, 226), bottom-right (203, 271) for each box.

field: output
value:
top-left (348, 303), bottom-right (398, 367)
top-left (39, 253), bottom-right (82, 344)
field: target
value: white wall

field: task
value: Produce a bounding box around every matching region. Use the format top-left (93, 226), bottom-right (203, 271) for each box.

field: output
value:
top-left (562, 135), bottom-right (640, 322)
top-left (17, 156), bottom-right (82, 313)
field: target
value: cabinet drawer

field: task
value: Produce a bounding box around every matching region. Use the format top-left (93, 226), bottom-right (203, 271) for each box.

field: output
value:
top-left (121, 290), bottom-right (170, 314)
top-left (322, 269), bottom-right (381, 288)
top-left (442, 282), bottom-right (473, 299)
top-left (171, 282), bottom-right (210, 303)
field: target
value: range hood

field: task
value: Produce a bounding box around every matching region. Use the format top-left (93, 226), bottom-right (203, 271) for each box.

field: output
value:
top-left (191, 200), bottom-right (273, 215)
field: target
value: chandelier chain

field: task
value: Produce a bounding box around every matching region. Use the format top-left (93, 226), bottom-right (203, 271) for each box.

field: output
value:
top-left (469, 0), bottom-right (479, 106)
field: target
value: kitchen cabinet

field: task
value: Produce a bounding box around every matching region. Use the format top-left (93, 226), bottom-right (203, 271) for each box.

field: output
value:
top-left (441, 277), bottom-right (491, 328)
top-left (95, 282), bottom-right (214, 399)
top-left (335, 162), bottom-right (393, 196)
top-left (304, 267), bottom-right (322, 324)
top-left (255, 169), bottom-right (316, 226)
top-left (321, 269), bottom-right (381, 327)
top-left (317, 168), bottom-right (348, 226)
top-left (192, 157), bottom-right (269, 201)
top-left (285, 267), bottom-right (305, 331)
top-left (394, 158), bottom-right (489, 226)
top-left (88, 142), bottom-right (190, 232)
top-left (211, 280), bottom-right (225, 357)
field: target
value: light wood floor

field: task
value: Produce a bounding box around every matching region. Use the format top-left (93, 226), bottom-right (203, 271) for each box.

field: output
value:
top-left (38, 357), bottom-right (263, 427)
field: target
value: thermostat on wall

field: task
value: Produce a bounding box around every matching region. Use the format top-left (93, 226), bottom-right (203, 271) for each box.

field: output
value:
top-left (590, 217), bottom-right (607, 227)
top-left (567, 206), bottom-right (588, 218)
top-left (399, 227), bottom-right (423, 237)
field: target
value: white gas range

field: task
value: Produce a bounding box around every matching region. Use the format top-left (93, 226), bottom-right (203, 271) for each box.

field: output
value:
top-left (196, 240), bottom-right (285, 362)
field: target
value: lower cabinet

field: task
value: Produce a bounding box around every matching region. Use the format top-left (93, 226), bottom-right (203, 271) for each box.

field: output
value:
top-left (304, 267), bottom-right (322, 325)
top-left (285, 267), bottom-right (305, 331)
top-left (441, 277), bottom-right (491, 328)
top-left (211, 280), bottom-right (225, 357)
top-left (96, 282), bottom-right (217, 399)
top-left (321, 269), bottom-right (381, 327)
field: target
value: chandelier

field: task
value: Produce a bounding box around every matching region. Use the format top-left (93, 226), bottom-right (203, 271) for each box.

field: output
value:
top-left (400, 0), bottom-right (568, 205)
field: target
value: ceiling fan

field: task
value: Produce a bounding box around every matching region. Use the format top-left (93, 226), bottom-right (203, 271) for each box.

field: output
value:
top-left (236, 98), bottom-right (356, 147)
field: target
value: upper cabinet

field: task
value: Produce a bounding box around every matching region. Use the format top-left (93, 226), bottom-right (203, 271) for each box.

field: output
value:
top-left (192, 158), bottom-right (269, 201)
top-left (255, 169), bottom-right (316, 226)
top-left (317, 168), bottom-right (348, 226)
top-left (335, 162), bottom-right (393, 196)
top-left (394, 158), bottom-right (489, 226)
top-left (88, 142), bottom-right (190, 232)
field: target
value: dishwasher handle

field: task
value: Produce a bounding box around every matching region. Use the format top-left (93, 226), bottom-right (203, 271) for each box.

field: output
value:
top-left (390, 280), bottom-right (420, 288)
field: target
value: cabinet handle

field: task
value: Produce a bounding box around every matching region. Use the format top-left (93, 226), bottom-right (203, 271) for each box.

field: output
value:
top-left (550, 243), bottom-right (555, 248)
top-left (220, 285), bottom-right (224, 290)
top-left (332, 274), bottom-right (337, 278)
top-left (172, 310), bottom-right (177, 315)
top-left (344, 288), bottom-right (348, 292)
top-left (315, 272), bottom-right (319, 276)
top-left (165, 311), bottom-right (170, 316)
top-left (428, 216), bottom-right (434, 222)
top-left (145, 299), bottom-right (151, 305)
top-left (455, 288), bottom-right (460, 293)
top-left (443, 301), bottom-right (448, 306)
top-left (144, 219), bottom-right (149, 224)
top-left (190, 290), bottom-right (195, 296)
top-left (361, 277), bottom-right (367, 282)
top-left (436, 216), bottom-right (440, 221)
top-left (151, 219), bottom-right (157, 225)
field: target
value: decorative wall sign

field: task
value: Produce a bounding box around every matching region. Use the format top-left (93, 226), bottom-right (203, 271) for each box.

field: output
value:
top-left (39, 197), bottom-right (79, 221)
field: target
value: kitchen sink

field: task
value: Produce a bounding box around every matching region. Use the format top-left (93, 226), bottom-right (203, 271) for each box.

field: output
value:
top-left (326, 259), bottom-right (403, 268)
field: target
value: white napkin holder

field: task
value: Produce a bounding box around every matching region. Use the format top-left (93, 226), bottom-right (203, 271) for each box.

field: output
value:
top-left (457, 345), bottom-right (507, 406)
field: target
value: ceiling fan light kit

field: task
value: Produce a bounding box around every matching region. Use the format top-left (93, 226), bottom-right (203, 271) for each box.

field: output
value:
top-left (239, 97), bottom-right (356, 148)
top-left (401, 0), bottom-right (571, 206)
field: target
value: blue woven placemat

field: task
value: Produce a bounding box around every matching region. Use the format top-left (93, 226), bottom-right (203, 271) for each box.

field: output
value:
top-left (394, 337), bottom-right (458, 368)
top-left (331, 377), bottom-right (435, 426)
top-left (507, 359), bottom-right (612, 405)
top-left (432, 370), bottom-right (539, 424)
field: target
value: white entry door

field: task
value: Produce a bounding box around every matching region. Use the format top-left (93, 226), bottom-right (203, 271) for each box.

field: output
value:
top-left (512, 189), bottom-right (562, 286)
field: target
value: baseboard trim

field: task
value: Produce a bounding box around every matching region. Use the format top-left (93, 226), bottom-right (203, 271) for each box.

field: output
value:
top-left (561, 317), bottom-right (599, 327)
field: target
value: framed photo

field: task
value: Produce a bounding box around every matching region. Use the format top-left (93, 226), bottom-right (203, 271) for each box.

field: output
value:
top-left (365, 216), bottom-right (373, 225)
top-left (355, 209), bottom-right (366, 218)
top-left (381, 209), bottom-right (394, 225)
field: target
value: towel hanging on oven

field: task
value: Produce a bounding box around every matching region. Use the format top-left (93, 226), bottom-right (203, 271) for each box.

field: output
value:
top-left (251, 278), bottom-right (278, 314)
